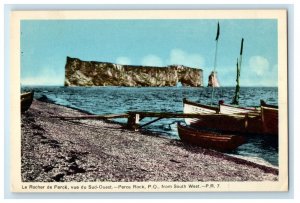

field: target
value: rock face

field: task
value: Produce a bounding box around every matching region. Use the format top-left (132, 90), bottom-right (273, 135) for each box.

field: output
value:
top-left (64, 57), bottom-right (203, 87)
top-left (208, 71), bottom-right (220, 87)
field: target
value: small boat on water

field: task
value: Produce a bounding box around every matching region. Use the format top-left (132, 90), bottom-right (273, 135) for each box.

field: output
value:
top-left (261, 100), bottom-right (278, 136)
top-left (21, 91), bottom-right (34, 113)
top-left (177, 122), bottom-right (246, 151)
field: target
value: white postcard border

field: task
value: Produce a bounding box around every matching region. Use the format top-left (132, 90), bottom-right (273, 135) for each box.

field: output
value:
top-left (10, 9), bottom-right (288, 193)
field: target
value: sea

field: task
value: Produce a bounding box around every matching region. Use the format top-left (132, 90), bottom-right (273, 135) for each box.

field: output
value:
top-left (21, 86), bottom-right (279, 167)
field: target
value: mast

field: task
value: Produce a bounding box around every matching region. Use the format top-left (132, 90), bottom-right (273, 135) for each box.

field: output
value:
top-left (232, 38), bottom-right (244, 105)
top-left (210, 22), bottom-right (220, 105)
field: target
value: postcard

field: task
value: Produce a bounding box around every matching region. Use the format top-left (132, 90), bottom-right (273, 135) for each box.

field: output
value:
top-left (11, 10), bottom-right (288, 192)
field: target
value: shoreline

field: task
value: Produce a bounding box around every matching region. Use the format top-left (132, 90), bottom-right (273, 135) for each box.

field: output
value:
top-left (37, 95), bottom-right (278, 167)
top-left (21, 100), bottom-right (278, 182)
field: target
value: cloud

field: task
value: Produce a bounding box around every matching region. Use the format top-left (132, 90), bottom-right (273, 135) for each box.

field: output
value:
top-left (115, 49), bottom-right (204, 68)
top-left (248, 56), bottom-right (270, 76)
top-left (212, 66), bottom-right (237, 87)
top-left (239, 59), bottom-right (277, 87)
top-left (210, 57), bottom-right (277, 87)
top-left (116, 57), bottom-right (132, 65)
top-left (168, 48), bottom-right (205, 68)
top-left (139, 49), bottom-right (205, 68)
top-left (21, 77), bottom-right (63, 86)
top-left (21, 68), bottom-right (64, 86)
top-left (141, 54), bottom-right (163, 67)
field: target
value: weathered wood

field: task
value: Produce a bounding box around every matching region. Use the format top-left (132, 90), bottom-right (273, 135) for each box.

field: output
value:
top-left (138, 117), bottom-right (164, 129)
top-left (55, 111), bottom-right (260, 132)
top-left (127, 113), bottom-right (140, 131)
top-left (55, 114), bottom-right (129, 120)
top-left (127, 111), bottom-right (251, 119)
top-left (21, 91), bottom-right (34, 113)
top-left (178, 123), bottom-right (246, 152)
top-left (126, 111), bottom-right (261, 131)
top-left (261, 105), bottom-right (278, 136)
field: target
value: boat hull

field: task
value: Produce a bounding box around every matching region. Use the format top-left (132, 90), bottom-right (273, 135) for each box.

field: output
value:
top-left (183, 98), bottom-right (218, 125)
top-left (21, 91), bottom-right (34, 113)
top-left (183, 99), bottom-right (262, 134)
top-left (190, 114), bottom-right (263, 135)
top-left (219, 103), bottom-right (258, 115)
top-left (261, 105), bottom-right (278, 136)
top-left (177, 123), bottom-right (245, 151)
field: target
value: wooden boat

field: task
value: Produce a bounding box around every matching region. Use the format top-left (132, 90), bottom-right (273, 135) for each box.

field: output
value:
top-left (177, 122), bottom-right (246, 151)
top-left (183, 98), bottom-right (258, 134)
top-left (183, 98), bottom-right (218, 125)
top-left (261, 100), bottom-right (278, 135)
top-left (183, 98), bottom-right (258, 114)
top-left (21, 91), bottom-right (34, 113)
top-left (219, 102), bottom-right (259, 115)
top-left (183, 38), bottom-right (261, 133)
top-left (260, 100), bottom-right (278, 109)
top-left (187, 112), bottom-right (263, 135)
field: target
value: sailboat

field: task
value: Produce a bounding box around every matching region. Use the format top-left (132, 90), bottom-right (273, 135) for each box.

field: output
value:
top-left (183, 24), bottom-right (258, 122)
top-left (183, 37), bottom-right (262, 132)
top-left (219, 38), bottom-right (259, 115)
top-left (178, 23), bottom-right (248, 150)
top-left (183, 22), bottom-right (221, 126)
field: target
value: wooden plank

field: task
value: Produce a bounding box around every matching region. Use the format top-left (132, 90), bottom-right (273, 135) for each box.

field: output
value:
top-left (54, 114), bottom-right (129, 120)
top-left (139, 117), bottom-right (163, 129)
top-left (127, 113), bottom-right (140, 130)
top-left (127, 111), bottom-right (252, 119)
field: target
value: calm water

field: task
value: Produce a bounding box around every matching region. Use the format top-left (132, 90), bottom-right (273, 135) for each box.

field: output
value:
top-left (22, 86), bottom-right (278, 166)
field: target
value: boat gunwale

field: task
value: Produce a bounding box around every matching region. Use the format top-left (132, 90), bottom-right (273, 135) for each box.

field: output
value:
top-left (177, 122), bottom-right (240, 140)
top-left (183, 98), bottom-right (219, 111)
top-left (260, 100), bottom-right (278, 109)
top-left (177, 123), bottom-right (246, 151)
top-left (220, 103), bottom-right (259, 111)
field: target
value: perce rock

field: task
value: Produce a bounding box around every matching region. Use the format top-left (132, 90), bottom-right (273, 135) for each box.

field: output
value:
top-left (64, 57), bottom-right (203, 87)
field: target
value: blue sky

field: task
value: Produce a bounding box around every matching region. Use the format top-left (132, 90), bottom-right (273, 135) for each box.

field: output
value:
top-left (21, 19), bottom-right (278, 86)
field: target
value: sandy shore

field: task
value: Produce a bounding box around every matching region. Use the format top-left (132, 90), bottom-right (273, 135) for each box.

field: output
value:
top-left (21, 100), bottom-right (278, 182)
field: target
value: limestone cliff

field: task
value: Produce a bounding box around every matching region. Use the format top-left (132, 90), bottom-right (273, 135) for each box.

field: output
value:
top-left (208, 71), bottom-right (220, 87)
top-left (64, 57), bottom-right (203, 87)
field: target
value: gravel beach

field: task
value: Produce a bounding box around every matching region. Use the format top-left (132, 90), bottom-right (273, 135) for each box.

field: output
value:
top-left (21, 100), bottom-right (278, 182)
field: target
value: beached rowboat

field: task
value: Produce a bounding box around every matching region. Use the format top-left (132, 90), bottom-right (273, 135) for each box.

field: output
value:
top-left (177, 122), bottom-right (245, 151)
top-left (21, 91), bottom-right (34, 113)
top-left (261, 100), bottom-right (278, 136)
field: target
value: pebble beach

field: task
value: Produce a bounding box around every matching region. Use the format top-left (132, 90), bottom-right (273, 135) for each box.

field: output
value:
top-left (21, 100), bottom-right (278, 182)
